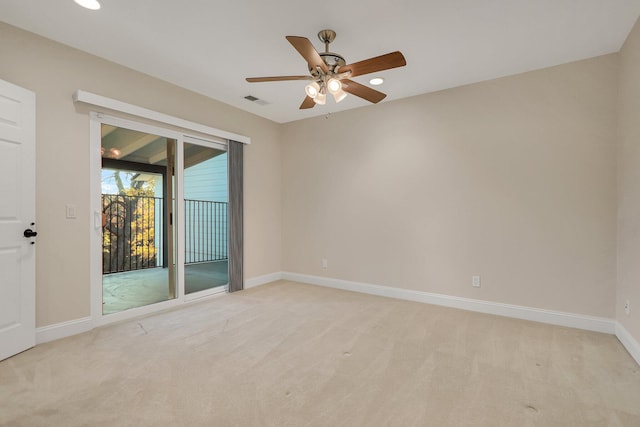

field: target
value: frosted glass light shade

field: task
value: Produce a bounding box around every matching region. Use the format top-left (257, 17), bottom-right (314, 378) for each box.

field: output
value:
top-left (327, 78), bottom-right (342, 94)
top-left (313, 92), bottom-right (326, 105)
top-left (332, 89), bottom-right (347, 103)
top-left (305, 82), bottom-right (320, 98)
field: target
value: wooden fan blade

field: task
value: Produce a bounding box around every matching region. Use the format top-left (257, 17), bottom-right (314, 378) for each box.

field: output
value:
top-left (286, 36), bottom-right (329, 74)
top-left (246, 76), bottom-right (312, 83)
top-left (300, 96), bottom-right (316, 109)
top-left (339, 51), bottom-right (406, 78)
top-left (341, 79), bottom-right (386, 103)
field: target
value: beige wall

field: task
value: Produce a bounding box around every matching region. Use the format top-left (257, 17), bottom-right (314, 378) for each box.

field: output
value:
top-left (617, 17), bottom-right (640, 343)
top-left (0, 23), bottom-right (282, 327)
top-left (282, 55), bottom-right (619, 318)
top-left (1, 20), bottom-right (634, 333)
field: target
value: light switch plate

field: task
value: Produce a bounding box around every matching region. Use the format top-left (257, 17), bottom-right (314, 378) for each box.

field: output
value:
top-left (66, 204), bottom-right (77, 219)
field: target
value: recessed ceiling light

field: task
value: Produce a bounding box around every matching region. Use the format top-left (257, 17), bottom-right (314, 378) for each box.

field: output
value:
top-left (369, 77), bottom-right (384, 86)
top-left (74, 0), bottom-right (101, 10)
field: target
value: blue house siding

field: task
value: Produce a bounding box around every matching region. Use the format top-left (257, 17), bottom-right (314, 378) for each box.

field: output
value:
top-left (184, 153), bottom-right (228, 202)
top-left (184, 153), bottom-right (228, 262)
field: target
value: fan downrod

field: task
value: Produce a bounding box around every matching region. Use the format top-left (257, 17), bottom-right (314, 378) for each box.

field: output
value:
top-left (318, 29), bottom-right (336, 52)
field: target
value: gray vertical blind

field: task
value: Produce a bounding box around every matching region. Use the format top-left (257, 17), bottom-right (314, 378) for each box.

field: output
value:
top-left (228, 140), bottom-right (243, 292)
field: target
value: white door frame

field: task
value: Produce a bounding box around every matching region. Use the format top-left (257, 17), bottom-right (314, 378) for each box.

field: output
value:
top-left (90, 112), bottom-right (228, 326)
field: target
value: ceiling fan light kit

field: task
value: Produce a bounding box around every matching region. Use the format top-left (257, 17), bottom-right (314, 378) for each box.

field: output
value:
top-left (306, 76), bottom-right (345, 104)
top-left (246, 29), bottom-right (406, 110)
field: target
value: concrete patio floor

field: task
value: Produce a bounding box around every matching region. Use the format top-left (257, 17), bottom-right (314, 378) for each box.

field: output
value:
top-left (102, 260), bottom-right (228, 314)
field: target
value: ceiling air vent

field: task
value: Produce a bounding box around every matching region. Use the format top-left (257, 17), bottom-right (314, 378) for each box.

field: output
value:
top-left (244, 95), bottom-right (269, 106)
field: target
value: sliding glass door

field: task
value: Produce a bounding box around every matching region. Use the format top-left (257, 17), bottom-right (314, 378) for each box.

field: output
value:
top-left (100, 125), bottom-right (177, 314)
top-left (95, 118), bottom-right (230, 320)
top-left (183, 138), bottom-right (229, 295)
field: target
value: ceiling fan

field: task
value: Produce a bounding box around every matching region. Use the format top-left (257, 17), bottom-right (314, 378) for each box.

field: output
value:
top-left (246, 29), bottom-right (407, 109)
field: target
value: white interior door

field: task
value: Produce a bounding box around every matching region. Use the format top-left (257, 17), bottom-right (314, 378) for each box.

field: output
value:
top-left (0, 79), bottom-right (36, 361)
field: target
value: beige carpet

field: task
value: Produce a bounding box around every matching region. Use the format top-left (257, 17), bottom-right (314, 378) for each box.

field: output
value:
top-left (1, 280), bottom-right (639, 426)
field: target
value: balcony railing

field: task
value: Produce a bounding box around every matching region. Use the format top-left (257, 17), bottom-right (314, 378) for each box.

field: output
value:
top-left (185, 199), bottom-right (228, 264)
top-left (102, 194), bottom-right (228, 274)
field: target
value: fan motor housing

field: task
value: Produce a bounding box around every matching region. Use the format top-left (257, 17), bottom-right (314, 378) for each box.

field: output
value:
top-left (309, 52), bottom-right (346, 75)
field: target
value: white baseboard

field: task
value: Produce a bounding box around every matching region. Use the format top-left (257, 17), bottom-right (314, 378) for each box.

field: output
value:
top-left (245, 272), bottom-right (284, 289)
top-left (282, 272), bottom-right (616, 334)
top-left (36, 316), bottom-right (94, 345)
top-left (615, 322), bottom-right (640, 366)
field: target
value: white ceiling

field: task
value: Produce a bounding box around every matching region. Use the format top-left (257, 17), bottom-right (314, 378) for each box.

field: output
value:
top-left (1, 1), bottom-right (639, 123)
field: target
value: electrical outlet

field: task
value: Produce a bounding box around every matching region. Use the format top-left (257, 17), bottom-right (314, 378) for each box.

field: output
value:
top-left (625, 300), bottom-right (630, 316)
top-left (472, 275), bottom-right (481, 288)
top-left (321, 258), bottom-right (328, 269)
